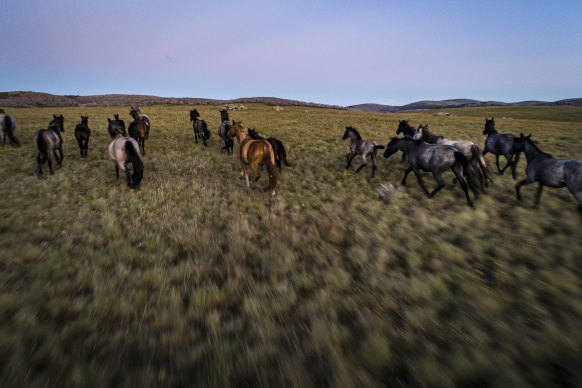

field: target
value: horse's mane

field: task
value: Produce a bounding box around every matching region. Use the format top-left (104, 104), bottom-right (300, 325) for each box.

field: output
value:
top-left (526, 137), bottom-right (553, 158)
top-left (346, 126), bottom-right (361, 139)
top-left (420, 125), bottom-right (443, 143)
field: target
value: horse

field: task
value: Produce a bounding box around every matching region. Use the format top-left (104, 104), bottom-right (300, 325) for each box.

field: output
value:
top-left (217, 108), bottom-right (234, 153)
top-left (0, 109), bottom-right (20, 147)
top-left (342, 126), bottom-right (384, 178)
top-left (384, 137), bottom-right (481, 207)
top-left (227, 120), bottom-right (277, 196)
top-left (74, 116), bottom-right (91, 157)
top-left (395, 120), bottom-right (418, 161)
top-left (482, 117), bottom-right (521, 179)
top-left (413, 124), bottom-right (492, 189)
top-left (513, 134), bottom-right (582, 213)
top-left (107, 114), bottom-right (127, 138)
top-left (189, 108), bottom-right (210, 146)
top-left (247, 128), bottom-right (291, 170)
top-left (34, 115), bottom-right (65, 177)
top-left (129, 106), bottom-right (150, 155)
top-left (108, 126), bottom-right (143, 189)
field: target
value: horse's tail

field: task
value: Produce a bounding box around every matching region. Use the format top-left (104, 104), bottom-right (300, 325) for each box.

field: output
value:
top-left (35, 131), bottom-right (47, 155)
top-left (263, 142), bottom-right (278, 194)
top-left (125, 140), bottom-right (143, 188)
top-left (202, 120), bottom-right (210, 138)
top-left (454, 151), bottom-right (481, 197)
top-left (4, 115), bottom-right (20, 147)
top-left (471, 145), bottom-right (492, 187)
top-left (375, 145), bottom-right (385, 150)
top-left (279, 141), bottom-right (292, 166)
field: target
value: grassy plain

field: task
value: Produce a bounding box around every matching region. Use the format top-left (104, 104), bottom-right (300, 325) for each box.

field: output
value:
top-left (1, 104), bottom-right (582, 386)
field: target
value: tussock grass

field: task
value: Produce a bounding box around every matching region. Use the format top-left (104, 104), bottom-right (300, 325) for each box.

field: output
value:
top-left (1, 104), bottom-right (582, 386)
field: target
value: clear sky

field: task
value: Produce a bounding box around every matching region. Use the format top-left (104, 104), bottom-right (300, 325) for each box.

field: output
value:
top-left (1, 0), bottom-right (580, 106)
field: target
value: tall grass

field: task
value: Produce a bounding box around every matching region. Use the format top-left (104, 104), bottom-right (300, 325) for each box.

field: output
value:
top-left (1, 104), bottom-right (582, 386)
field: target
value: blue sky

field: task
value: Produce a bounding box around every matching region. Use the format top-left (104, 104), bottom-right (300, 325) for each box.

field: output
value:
top-left (1, 0), bottom-right (580, 106)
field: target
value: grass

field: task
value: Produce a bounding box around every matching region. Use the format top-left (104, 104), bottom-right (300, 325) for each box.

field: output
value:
top-left (1, 104), bottom-right (582, 386)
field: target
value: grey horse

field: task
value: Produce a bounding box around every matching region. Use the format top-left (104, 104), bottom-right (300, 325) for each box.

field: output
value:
top-left (482, 118), bottom-right (521, 179)
top-left (342, 126), bottom-right (384, 178)
top-left (0, 109), bottom-right (20, 147)
top-left (384, 137), bottom-right (481, 207)
top-left (217, 108), bottom-right (233, 153)
top-left (413, 124), bottom-right (492, 189)
top-left (514, 133), bottom-right (582, 214)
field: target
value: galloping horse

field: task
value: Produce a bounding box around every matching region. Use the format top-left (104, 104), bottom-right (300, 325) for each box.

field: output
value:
top-left (34, 115), bottom-right (65, 177)
top-left (513, 134), bottom-right (582, 213)
top-left (342, 126), bottom-right (384, 178)
top-left (482, 118), bottom-right (521, 179)
top-left (108, 124), bottom-right (143, 189)
top-left (247, 128), bottom-right (291, 170)
top-left (190, 109), bottom-right (210, 146)
top-left (217, 108), bottom-right (234, 153)
top-left (227, 121), bottom-right (277, 196)
top-left (384, 137), bottom-right (481, 207)
top-left (74, 116), bottom-right (91, 157)
top-left (414, 124), bottom-right (492, 189)
top-left (395, 120), bottom-right (417, 161)
top-left (0, 109), bottom-right (20, 147)
top-left (129, 106), bottom-right (150, 155)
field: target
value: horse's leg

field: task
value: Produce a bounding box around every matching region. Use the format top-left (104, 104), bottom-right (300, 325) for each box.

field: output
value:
top-left (510, 153), bottom-right (521, 180)
top-left (401, 166), bottom-right (413, 185)
top-left (346, 153), bottom-right (356, 169)
top-left (77, 138), bottom-right (84, 157)
top-left (515, 176), bottom-right (535, 201)
top-left (355, 154), bottom-right (368, 174)
top-left (534, 182), bottom-right (544, 208)
top-left (250, 162), bottom-right (261, 188)
top-left (123, 165), bottom-right (132, 187)
top-left (115, 164), bottom-right (120, 179)
top-left (452, 167), bottom-right (474, 207)
top-left (57, 146), bottom-right (64, 167)
top-left (84, 139), bottom-right (89, 157)
top-left (370, 153), bottom-right (378, 178)
top-left (241, 163), bottom-right (250, 187)
top-left (37, 154), bottom-right (43, 177)
top-left (413, 170), bottom-right (431, 196)
top-left (499, 153), bottom-right (513, 175)
top-left (48, 152), bottom-right (54, 175)
top-left (429, 172), bottom-right (446, 198)
top-left (400, 152), bottom-right (406, 163)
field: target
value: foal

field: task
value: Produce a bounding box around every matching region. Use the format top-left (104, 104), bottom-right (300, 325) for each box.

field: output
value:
top-left (342, 126), bottom-right (384, 178)
top-left (34, 115), bottom-right (65, 177)
top-left (227, 121), bottom-right (277, 196)
top-left (74, 116), bottom-right (91, 157)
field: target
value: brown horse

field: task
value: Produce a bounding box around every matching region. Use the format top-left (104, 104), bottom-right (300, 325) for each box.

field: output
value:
top-left (129, 106), bottom-right (150, 155)
top-left (227, 121), bottom-right (277, 196)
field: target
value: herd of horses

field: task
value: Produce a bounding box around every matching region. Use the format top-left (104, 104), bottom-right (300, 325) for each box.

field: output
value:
top-left (344, 118), bottom-right (582, 213)
top-left (1, 107), bottom-right (581, 213)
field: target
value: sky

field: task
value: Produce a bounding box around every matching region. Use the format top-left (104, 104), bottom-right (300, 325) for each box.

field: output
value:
top-left (1, 0), bottom-right (581, 106)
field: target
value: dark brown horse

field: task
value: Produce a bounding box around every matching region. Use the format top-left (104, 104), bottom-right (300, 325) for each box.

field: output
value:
top-left (34, 115), bottom-right (65, 177)
top-left (74, 116), bottom-right (91, 157)
top-left (129, 106), bottom-right (150, 155)
top-left (227, 121), bottom-right (277, 196)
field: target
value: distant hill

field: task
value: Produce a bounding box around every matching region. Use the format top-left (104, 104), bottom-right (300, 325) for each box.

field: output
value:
top-left (0, 91), bottom-right (346, 109)
top-left (349, 98), bottom-right (582, 113)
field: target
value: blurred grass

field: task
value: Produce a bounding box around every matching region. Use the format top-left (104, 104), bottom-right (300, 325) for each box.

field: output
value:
top-left (1, 104), bottom-right (582, 386)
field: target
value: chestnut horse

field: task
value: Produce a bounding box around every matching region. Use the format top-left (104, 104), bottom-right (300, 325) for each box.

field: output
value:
top-left (227, 121), bottom-right (277, 196)
top-left (129, 106), bottom-right (150, 155)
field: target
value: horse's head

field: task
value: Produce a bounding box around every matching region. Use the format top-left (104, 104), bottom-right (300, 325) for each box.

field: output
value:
top-left (219, 108), bottom-right (229, 122)
top-left (483, 117), bottom-right (495, 135)
top-left (228, 120), bottom-right (246, 139)
top-left (396, 120), bottom-right (409, 135)
top-left (342, 126), bottom-right (360, 141)
top-left (80, 116), bottom-right (88, 125)
top-left (51, 114), bottom-right (65, 132)
top-left (412, 126), bottom-right (424, 141)
top-left (190, 109), bottom-right (201, 122)
top-left (130, 106), bottom-right (141, 118)
top-left (384, 137), bottom-right (401, 158)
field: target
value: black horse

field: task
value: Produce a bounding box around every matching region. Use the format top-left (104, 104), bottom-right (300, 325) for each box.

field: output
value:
top-left (384, 137), bottom-right (481, 207)
top-left (129, 106), bottom-right (150, 155)
top-left (190, 109), bottom-right (210, 146)
top-left (108, 114), bottom-right (127, 138)
top-left (74, 116), bottom-right (91, 157)
top-left (0, 109), bottom-right (20, 147)
top-left (247, 128), bottom-right (291, 170)
top-left (34, 115), bottom-right (65, 177)
top-left (217, 108), bottom-right (234, 153)
top-left (395, 120), bottom-right (417, 161)
top-left (483, 118), bottom-right (521, 179)
top-left (513, 134), bottom-right (582, 213)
